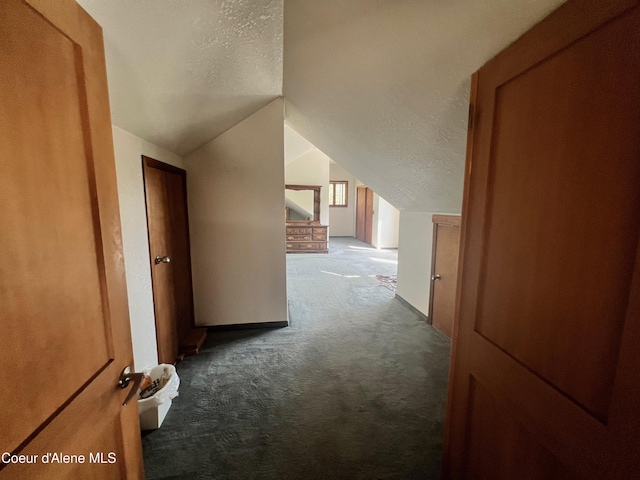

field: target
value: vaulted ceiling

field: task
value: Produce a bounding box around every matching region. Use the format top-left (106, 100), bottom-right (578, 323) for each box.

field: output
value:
top-left (284, 0), bottom-right (565, 212)
top-left (77, 0), bottom-right (566, 212)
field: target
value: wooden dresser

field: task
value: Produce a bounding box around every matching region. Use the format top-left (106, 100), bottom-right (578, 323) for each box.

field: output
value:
top-left (286, 225), bottom-right (328, 253)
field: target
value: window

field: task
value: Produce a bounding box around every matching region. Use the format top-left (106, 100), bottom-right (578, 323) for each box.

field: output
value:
top-left (329, 181), bottom-right (348, 207)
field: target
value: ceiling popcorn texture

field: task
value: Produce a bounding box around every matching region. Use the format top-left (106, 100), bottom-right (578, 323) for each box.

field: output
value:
top-left (77, 0), bottom-right (566, 212)
top-left (77, 0), bottom-right (283, 156)
top-left (283, 0), bottom-right (566, 212)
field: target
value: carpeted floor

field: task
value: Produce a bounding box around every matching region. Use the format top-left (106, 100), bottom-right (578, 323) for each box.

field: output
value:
top-left (142, 237), bottom-right (451, 479)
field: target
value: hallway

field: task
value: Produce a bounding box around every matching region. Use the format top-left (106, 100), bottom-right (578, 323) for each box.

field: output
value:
top-left (142, 237), bottom-right (451, 479)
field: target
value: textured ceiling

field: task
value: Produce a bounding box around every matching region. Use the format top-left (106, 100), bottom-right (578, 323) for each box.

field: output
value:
top-left (77, 0), bottom-right (283, 156)
top-left (76, 0), bottom-right (566, 212)
top-left (284, 0), bottom-right (566, 212)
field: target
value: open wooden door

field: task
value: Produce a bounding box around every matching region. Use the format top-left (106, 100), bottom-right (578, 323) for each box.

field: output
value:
top-left (0, 1), bottom-right (143, 478)
top-left (443, 1), bottom-right (640, 478)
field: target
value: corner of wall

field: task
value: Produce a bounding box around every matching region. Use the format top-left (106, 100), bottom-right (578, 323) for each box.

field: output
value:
top-left (185, 100), bottom-right (287, 327)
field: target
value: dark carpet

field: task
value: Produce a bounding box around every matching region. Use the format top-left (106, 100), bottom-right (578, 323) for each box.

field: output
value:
top-left (142, 237), bottom-right (451, 479)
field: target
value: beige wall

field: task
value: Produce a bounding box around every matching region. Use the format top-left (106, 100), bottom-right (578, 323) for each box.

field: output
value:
top-left (396, 211), bottom-right (434, 317)
top-left (112, 126), bottom-right (185, 370)
top-left (328, 162), bottom-right (356, 237)
top-left (371, 195), bottom-right (400, 249)
top-left (284, 149), bottom-right (330, 226)
top-left (186, 99), bottom-right (287, 326)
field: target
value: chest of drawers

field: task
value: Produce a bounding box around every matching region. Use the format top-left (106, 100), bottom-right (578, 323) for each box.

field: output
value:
top-left (286, 225), bottom-right (328, 253)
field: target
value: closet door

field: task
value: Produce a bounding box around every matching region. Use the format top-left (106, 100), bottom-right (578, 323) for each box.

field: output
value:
top-left (143, 156), bottom-right (198, 364)
top-left (356, 187), bottom-right (374, 245)
top-left (429, 215), bottom-right (460, 339)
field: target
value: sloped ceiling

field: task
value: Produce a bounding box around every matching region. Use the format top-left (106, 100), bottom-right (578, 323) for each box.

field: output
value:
top-left (77, 0), bottom-right (283, 156)
top-left (284, 0), bottom-right (566, 212)
top-left (76, 0), bottom-right (566, 212)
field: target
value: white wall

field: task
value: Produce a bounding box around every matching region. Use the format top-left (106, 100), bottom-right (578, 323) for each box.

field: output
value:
top-left (396, 211), bottom-right (434, 317)
top-left (186, 99), bottom-right (287, 326)
top-left (372, 195), bottom-right (400, 249)
top-left (112, 126), bottom-right (184, 370)
top-left (284, 149), bottom-right (330, 226)
top-left (328, 162), bottom-right (356, 237)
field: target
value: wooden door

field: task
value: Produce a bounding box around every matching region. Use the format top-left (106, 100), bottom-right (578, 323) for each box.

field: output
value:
top-left (143, 157), bottom-right (196, 364)
top-left (443, 1), bottom-right (640, 479)
top-left (356, 187), bottom-right (374, 245)
top-left (356, 187), bottom-right (366, 242)
top-left (0, 1), bottom-right (143, 478)
top-left (429, 215), bottom-right (460, 338)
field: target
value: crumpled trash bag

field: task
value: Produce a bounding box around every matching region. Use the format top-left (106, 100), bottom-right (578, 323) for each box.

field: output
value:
top-left (137, 364), bottom-right (180, 414)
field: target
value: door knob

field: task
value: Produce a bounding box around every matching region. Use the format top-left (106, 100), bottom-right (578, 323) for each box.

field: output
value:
top-left (431, 274), bottom-right (442, 281)
top-left (155, 255), bottom-right (171, 264)
top-left (119, 366), bottom-right (145, 406)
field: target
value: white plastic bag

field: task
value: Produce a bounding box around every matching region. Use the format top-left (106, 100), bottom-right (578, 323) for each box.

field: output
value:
top-left (137, 364), bottom-right (180, 414)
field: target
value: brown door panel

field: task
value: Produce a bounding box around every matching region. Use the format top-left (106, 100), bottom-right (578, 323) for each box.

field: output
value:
top-left (0, 1), bottom-right (142, 477)
top-left (429, 217), bottom-right (461, 338)
top-left (444, 1), bottom-right (640, 478)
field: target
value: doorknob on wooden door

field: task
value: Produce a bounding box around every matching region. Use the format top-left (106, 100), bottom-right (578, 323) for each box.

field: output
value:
top-left (119, 366), bottom-right (145, 406)
top-left (431, 274), bottom-right (442, 281)
top-left (155, 255), bottom-right (171, 264)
